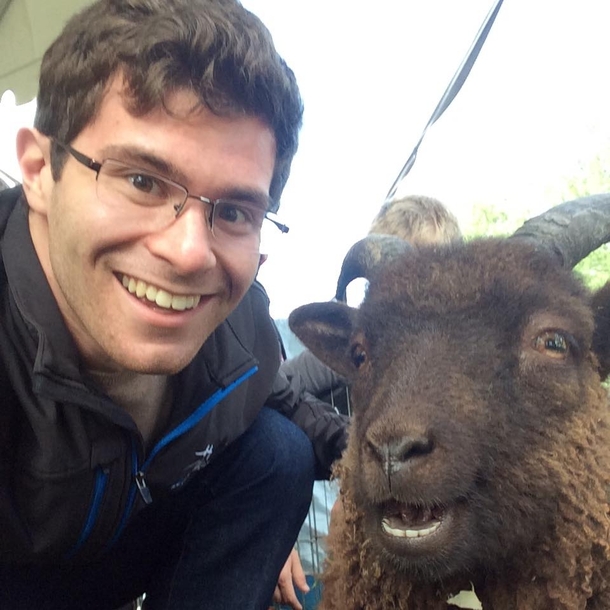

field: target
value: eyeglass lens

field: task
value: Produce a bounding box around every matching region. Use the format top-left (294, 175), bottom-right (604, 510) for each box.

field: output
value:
top-left (95, 160), bottom-right (280, 253)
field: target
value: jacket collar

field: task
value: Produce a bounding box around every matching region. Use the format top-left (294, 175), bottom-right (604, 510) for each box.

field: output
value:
top-left (2, 191), bottom-right (83, 383)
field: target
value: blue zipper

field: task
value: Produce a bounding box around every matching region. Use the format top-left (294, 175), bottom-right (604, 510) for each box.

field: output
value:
top-left (65, 465), bottom-right (108, 559)
top-left (141, 366), bottom-right (258, 472)
top-left (107, 365), bottom-right (258, 548)
top-left (107, 439), bottom-right (139, 549)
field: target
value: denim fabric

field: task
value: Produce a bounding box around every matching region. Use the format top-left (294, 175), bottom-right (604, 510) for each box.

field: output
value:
top-left (0, 407), bottom-right (315, 610)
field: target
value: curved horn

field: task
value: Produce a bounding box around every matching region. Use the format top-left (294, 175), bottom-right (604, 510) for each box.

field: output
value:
top-left (511, 193), bottom-right (610, 268)
top-left (335, 234), bottom-right (412, 301)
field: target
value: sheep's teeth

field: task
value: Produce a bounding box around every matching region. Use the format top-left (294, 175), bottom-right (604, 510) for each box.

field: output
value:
top-left (381, 518), bottom-right (441, 539)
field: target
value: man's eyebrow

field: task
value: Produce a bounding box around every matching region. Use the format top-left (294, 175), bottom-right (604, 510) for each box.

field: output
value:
top-left (217, 188), bottom-right (273, 211)
top-left (101, 145), bottom-right (189, 184)
top-left (100, 145), bottom-right (273, 209)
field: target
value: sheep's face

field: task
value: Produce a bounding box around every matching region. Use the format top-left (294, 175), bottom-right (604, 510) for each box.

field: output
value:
top-left (290, 238), bottom-right (610, 582)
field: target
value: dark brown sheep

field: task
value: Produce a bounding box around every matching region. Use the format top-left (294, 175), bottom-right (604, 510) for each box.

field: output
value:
top-left (289, 198), bottom-right (610, 609)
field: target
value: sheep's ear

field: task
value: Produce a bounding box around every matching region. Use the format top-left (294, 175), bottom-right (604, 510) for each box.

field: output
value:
top-left (591, 281), bottom-right (610, 380)
top-left (289, 302), bottom-right (359, 378)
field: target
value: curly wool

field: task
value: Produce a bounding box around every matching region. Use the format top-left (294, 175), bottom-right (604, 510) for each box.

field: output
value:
top-left (320, 386), bottom-right (610, 610)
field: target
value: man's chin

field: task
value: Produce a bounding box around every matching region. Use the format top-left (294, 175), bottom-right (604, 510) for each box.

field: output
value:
top-left (103, 343), bottom-right (203, 375)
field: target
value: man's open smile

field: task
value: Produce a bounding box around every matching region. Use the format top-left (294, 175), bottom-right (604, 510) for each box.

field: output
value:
top-left (120, 273), bottom-right (202, 311)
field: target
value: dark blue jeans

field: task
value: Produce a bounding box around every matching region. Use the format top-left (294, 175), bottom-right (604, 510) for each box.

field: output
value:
top-left (0, 407), bottom-right (315, 610)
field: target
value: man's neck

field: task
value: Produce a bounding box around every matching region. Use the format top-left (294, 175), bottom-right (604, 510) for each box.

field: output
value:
top-left (88, 369), bottom-right (172, 447)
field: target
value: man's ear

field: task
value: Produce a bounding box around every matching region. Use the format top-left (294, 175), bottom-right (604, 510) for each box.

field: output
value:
top-left (258, 253), bottom-right (268, 267)
top-left (16, 128), bottom-right (54, 214)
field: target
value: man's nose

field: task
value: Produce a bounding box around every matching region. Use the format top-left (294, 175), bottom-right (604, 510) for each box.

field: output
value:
top-left (147, 204), bottom-right (217, 273)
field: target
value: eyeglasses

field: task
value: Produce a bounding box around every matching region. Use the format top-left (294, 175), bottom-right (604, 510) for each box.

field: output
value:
top-left (54, 141), bottom-right (289, 254)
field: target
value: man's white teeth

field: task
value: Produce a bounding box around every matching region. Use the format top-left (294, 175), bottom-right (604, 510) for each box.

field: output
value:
top-left (121, 275), bottom-right (201, 311)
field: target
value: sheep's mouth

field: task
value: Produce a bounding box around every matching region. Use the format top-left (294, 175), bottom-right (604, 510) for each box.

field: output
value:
top-left (380, 501), bottom-right (446, 540)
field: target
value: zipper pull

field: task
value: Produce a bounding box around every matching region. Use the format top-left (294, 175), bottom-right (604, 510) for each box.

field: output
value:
top-left (135, 471), bottom-right (153, 504)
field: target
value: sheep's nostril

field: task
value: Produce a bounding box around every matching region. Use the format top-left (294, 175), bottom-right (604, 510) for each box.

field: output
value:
top-left (388, 436), bottom-right (433, 463)
top-left (367, 435), bottom-right (434, 476)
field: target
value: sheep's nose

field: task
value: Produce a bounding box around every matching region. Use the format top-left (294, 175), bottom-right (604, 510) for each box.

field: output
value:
top-left (367, 435), bottom-right (434, 476)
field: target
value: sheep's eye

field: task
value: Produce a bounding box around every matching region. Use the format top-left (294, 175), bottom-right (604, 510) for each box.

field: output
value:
top-left (533, 331), bottom-right (569, 359)
top-left (351, 344), bottom-right (367, 368)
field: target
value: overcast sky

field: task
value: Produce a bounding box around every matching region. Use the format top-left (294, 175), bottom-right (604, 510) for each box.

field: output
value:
top-left (244, 0), bottom-right (610, 317)
top-left (2, 0), bottom-right (610, 318)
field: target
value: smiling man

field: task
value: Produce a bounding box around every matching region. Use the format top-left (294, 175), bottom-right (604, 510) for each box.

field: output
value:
top-left (25, 78), bottom-right (275, 374)
top-left (0, 1), bottom-right (347, 608)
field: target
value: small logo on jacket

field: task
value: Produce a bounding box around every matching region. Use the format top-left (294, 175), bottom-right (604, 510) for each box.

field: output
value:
top-left (171, 445), bottom-right (214, 490)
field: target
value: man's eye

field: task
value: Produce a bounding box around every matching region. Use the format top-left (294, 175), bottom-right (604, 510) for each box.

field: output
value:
top-left (128, 173), bottom-right (159, 195)
top-left (216, 202), bottom-right (264, 227)
top-left (217, 203), bottom-right (247, 224)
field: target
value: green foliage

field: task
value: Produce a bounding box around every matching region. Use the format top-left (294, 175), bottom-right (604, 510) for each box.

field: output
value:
top-left (574, 244), bottom-right (610, 291)
top-left (556, 147), bottom-right (610, 291)
top-left (462, 147), bottom-right (610, 292)
top-left (462, 201), bottom-right (528, 239)
top-left (560, 148), bottom-right (610, 201)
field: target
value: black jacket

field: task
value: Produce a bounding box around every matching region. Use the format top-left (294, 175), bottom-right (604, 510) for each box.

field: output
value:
top-left (280, 349), bottom-right (351, 416)
top-left (0, 186), bottom-right (347, 565)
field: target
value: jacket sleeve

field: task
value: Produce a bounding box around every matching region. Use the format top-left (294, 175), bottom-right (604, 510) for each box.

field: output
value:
top-left (267, 367), bottom-right (349, 480)
top-left (250, 280), bottom-right (349, 479)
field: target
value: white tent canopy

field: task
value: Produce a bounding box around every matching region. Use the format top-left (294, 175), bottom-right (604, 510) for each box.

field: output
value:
top-left (0, 0), bottom-right (93, 103)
